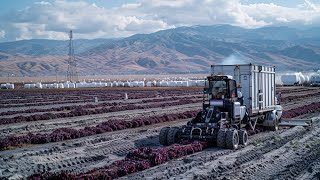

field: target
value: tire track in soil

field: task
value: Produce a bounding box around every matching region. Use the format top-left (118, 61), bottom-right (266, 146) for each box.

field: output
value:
top-left (119, 126), bottom-right (287, 179)
top-left (207, 116), bottom-right (320, 180)
top-left (0, 118), bottom-right (191, 179)
top-left (191, 128), bottom-right (307, 180)
top-left (123, 121), bottom-right (314, 180)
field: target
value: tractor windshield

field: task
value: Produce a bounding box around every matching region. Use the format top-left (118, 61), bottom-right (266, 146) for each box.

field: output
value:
top-left (205, 78), bottom-right (237, 100)
top-left (207, 80), bottom-right (227, 99)
top-left (209, 80), bottom-right (227, 99)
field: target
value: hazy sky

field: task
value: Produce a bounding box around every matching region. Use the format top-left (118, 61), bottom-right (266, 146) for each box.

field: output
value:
top-left (0, 0), bottom-right (319, 42)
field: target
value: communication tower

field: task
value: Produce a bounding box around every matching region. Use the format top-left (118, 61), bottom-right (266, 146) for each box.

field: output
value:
top-left (66, 30), bottom-right (78, 82)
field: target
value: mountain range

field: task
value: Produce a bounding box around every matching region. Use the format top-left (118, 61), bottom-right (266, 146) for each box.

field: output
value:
top-left (0, 25), bottom-right (319, 77)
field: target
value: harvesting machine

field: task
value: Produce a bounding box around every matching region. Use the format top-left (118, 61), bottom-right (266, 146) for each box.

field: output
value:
top-left (159, 64), bottom-right (311, 149)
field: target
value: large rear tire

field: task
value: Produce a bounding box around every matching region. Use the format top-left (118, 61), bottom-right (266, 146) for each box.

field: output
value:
top-left (159, 127), bottom-right (170, 146)
top-left (217, 129), bottom-right (226, 148)
top-left (167, 127), bottom-right (180, 145)
top-left (226, 129), bottom-right (239, 150)
top-left (239, 129), bottom-right (248, 146)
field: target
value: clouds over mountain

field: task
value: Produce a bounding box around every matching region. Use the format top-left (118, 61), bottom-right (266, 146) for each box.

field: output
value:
top-left (0, 0), bottom-right (320, 41)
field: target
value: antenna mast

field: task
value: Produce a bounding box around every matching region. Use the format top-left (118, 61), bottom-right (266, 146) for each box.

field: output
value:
top-left (66, 30), bottom-right (78, 82)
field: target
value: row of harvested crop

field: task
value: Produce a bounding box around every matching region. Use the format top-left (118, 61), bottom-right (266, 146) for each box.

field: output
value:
top-left (0, 110), bottom-right (199, 150)
top-left (28, 141), bottom-right (207, 180)
top-left (0, 99), bottom-right (199, 125)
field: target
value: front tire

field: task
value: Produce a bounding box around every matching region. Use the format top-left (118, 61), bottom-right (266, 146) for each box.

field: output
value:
top-left (226, 129), bottom-right (239, 149)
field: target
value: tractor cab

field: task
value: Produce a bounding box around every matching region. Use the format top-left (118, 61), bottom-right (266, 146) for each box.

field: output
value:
top-left (193, 75), bottom-right (240, 124)
top-left (204, 75), bottom-right (238, 103)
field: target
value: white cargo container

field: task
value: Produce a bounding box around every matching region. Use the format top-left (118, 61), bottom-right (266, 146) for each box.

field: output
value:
top-left (310, 74), bottom-right (320, 86)
top-left (211, 64), bottom-right (276, 116)
top-left (281, 74), bottom-right (301, 86)
top-left (7, 83), bottom-right (14, 89)
top-left (0, 84), bottom-right (6, 89)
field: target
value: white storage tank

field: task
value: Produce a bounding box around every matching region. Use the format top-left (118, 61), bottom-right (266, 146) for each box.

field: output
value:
top-left (298, 73), bottom-right (306, 84)
top-left (0, 84), bottom-right (6, 89)
top-left (182, 81), bottom-right (189, 87)
top-left (169, 81), bottom-right (176, 87)
top-left (304, 75), bottom-right (310, 85)
top-left (281, 74), bottom-right (301, 86)
top-left (70, 83), bottom-right (76, 88)
top-left (137, 81), bottom-right (145, 87)
top-left (112, 81), bottom-right (118, 87)
top-left (160, 81), bottom-right (168, 87)
top-left (124, 82), bottom-right (130, 87)
top-left (107, 82), bottom-right (113, 87)
top-left (310, 74), bottom-right (320, 86)
top-left (35, 83), bottom-right (43, 89)
top-left (146, 81), bottom-right (152, 87)
top-left (156, 81), bottom-right (161, 87)
top-left (118, 82), bottom-right (124, 87)
top-left (24, 84), bottom-right (31, 89)
top-left (42, 84), bottom-right (48, 88)
top-left (188, 80), bottom-right (195, 87)
top-left (29, 84), bottom-right (36, 88)
top-left (130, 81), bottom-right (138, 87)
top-left (7, 83), bottom-right (14, 89)
top-left (176, 81), bottom-right (183, 87)
top-left (196, 80), bottom-right (206, 87)
top-left (64, 83), bottom-right (70, 88)
top-left (90, 82), bottom-right (97, 88)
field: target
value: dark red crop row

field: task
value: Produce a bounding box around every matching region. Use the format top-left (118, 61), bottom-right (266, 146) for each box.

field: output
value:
top-left (0, 89), bottom-right (201, 107)
top-left (1, 96), bottom-right (199, 116)
top-left (279, 92), bottom-right (320, 103)
top-left (277, 88), bottom-right (314, 94)
top-left (28, 141), bottom-right (207, 180)
top-left (0, 99), bottom-right (199, 125)
top-left (282, 102), bottom-right (320, 119)
top-left (0, 110), bottom-right (199, 150)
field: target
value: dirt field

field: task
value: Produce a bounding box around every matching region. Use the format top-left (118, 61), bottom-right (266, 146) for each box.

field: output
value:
top-left (0, 86), bottom-right (319, 180)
